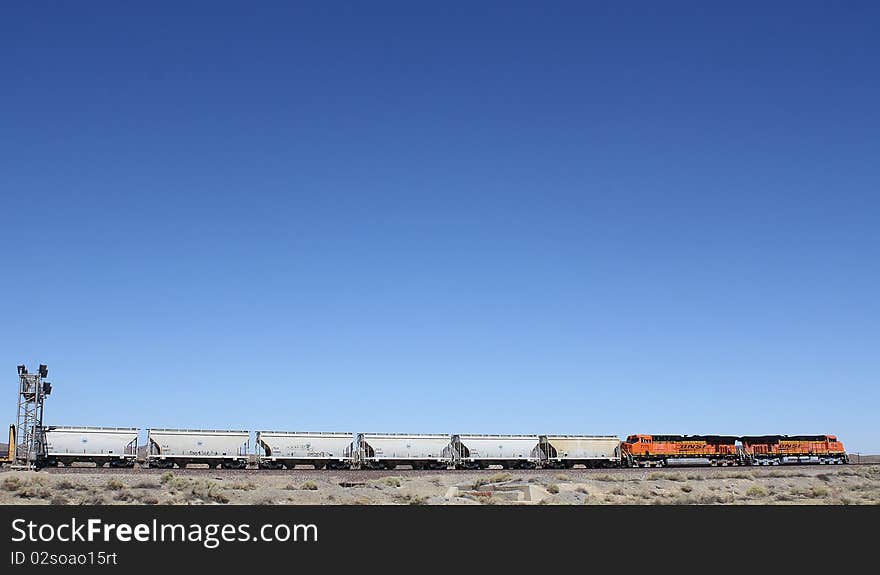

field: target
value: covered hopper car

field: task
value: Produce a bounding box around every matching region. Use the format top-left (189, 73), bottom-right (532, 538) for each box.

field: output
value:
top-left (43, 426), bottom-right (138, 468)
top-left (541, 435), bottom-right (621, 468)
top-left (453, 434), bottom-right (545, 469)
top-left (357, 433), bottom-right (455, 469)
top-left (147, 428), bottom-right (249, 469)
top-left (257, 431), bottom-right (355, 469)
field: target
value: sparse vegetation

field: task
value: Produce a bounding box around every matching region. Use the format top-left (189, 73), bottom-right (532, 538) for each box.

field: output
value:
top-left (1, 462), bottom-right (877, 506)
top-left (2, 476), bottom-right (22, 491)
top-left (746, 486), bottom-right (767, 497)
top-left (810, 486), bottom-right (829, 498)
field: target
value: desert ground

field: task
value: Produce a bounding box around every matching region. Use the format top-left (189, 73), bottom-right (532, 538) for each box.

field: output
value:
top-left (1, 464), bottom-right (878, 505)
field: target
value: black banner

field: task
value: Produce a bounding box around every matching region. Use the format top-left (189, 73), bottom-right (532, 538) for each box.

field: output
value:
top-left (0, 505), bottom-right (875, 571)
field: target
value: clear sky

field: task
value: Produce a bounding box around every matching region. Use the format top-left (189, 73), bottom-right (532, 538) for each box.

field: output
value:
top-left (2, 2), bottom-right (878, 452)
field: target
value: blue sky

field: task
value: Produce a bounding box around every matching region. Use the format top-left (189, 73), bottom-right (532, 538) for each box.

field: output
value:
top-left (2, 2), bottom-right (878, 452)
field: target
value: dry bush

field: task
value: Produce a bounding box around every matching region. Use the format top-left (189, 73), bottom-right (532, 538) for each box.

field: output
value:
top-left (648, 472), bottom-right (685, 482)
top-left (17, 479), bottom-right (51, 499)
top-left (555, 473), bottom-right (570, 481)
top-left (810, 486), bottom-right (830, 498)
top-left (113, 490), bottom-right (136, 502)
top-left (105, 479), bottom-right (125, 491)
top-left (746, 485), bottom-right (767, 497)
top-left (546, 483), bottom-right (560, 494)
top-left (78, 493), bottom-right (106, 505)
top-left (2, 476), bottom-right (22, 491)
top-left (50, 495), bottom-right (70, 505)
top-left (591, 474), bottom-right (619, 482)
top-left (186, 480), bottom-right (228, 504)
top-left (138, 494), bottom-right (159, 505)
top-left (300, 481), bottom-right (318, 491)
top-left (680, 485), bottom-right (693, 493)
top-left (228, 481), bottom-right (257, 491)
top-left (490, 472), bottom-right (513, 483)
top-left (728, 472), bottom-right (754, 480)
top-left (132, 480), bottom-right (159, 489)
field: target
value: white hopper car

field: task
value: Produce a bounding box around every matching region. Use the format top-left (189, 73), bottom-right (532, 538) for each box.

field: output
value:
top-left (541, 435), bottom-right (621, 468)
top-left (257, 431), bottom-right (354, 469)
top-left (357, 433), bottom-right (454, 469)
top-left (147, 428), bottom-right (249, 469)
top-left (43, 426), bottom-right (138, 468)
top-left (454, 434), bottom-right (545, 469)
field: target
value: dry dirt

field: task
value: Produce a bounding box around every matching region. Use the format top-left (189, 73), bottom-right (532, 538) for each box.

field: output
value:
top-left (1, 464), bottom-right (878, 505)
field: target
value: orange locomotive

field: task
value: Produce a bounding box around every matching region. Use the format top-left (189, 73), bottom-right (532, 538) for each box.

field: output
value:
top-left (740, 435), bottom-right (847, 466)
top-left (622, 434), bottom-right (741, 467)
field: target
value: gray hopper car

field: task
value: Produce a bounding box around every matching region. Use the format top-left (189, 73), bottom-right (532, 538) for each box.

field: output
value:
top-left (147, 428), bottom-right (249, 469)
top-left (43, 426), bottom-right (138, 468)
top-left (257, 431), bottom-right (355, 469)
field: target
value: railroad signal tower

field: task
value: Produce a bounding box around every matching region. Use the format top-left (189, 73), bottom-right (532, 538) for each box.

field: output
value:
top-left (13, 364), bottom-right (52, 469)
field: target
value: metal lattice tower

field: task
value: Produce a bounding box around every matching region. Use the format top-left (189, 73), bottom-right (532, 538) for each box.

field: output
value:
top-left (14, 364), bottom-right (52, 469)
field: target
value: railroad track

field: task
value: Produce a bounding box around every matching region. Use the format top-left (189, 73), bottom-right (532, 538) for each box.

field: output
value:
top-left (23, 462), bottom-right (877, 480)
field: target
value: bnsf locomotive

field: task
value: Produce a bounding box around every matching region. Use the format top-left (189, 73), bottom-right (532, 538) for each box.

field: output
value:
top-left (622, 434), bottom-right (848, 467)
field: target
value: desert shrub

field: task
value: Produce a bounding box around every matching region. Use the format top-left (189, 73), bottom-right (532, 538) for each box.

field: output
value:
top-left (810, 486), bottom-right (830, 498)
top-left (490, 472), bottom-right (512, 483)
top-left (2, 476), bottom-right (22, 491)
top-left (592, 473), bottom-right (623, 482)
top-left (50, 495), bottom-right (70, 505)
top-left (159, 471), bottom-right (175, 484)
top-left (575, 485), bottom-right (589, 494)
top-left (680, 485), bottom-right (693, 493)
top-left (105, 479), bottom-right (125, 491)
top-left (139, 494), bottom-right (159, 505)
top-left (228, 481), bottom-right (257, 491)
top-left (746, 486), bottom-right (767, 497)
top-left (132, 480), bottom-right (159, 489)
top-left (78, 493), bottom-right (106, 505)
top-left (555, 473), bottom-right (570, 481)
top-left (17, 479), bottom-right (51, 499)
top-left (547, 483), bottom-right (560, 494)
top-left (381, 477), bottom-right (401, 488)
top-left (300, 481), bottom-right (318, 491)
top-left (407, 495), bottom-right (428, 505)
top-left (179, 480), bottom-right (228, 504)
top-left (728, 472), bottom-right (754, 480)
top-left (648, 472), bottom-right (685, 482)
top-left (113, 490), bottom-right (136, 502)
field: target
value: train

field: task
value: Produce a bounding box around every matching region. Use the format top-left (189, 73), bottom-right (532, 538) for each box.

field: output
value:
top-left (4, 426), bottom-right (849, 470)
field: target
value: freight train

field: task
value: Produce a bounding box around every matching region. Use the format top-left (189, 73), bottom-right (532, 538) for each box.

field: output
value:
top-left (3, 426), bottom-right (848, 470)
